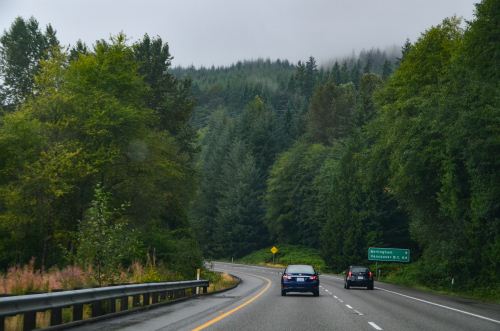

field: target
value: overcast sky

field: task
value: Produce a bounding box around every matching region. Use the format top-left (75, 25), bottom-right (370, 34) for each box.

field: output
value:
top-left (0, 0), bottom-right (478, 67)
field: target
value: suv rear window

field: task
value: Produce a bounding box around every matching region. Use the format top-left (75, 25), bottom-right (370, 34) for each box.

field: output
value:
top-left (351, 267), bottom-right (369, 273)
top-left (286, 265), bottom-right (315, 274)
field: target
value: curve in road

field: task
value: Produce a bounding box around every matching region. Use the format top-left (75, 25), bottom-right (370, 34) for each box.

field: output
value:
top-left (68, 262), bottom-right (500, 331)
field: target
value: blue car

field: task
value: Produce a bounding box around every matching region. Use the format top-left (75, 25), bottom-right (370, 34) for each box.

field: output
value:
top-left (281, 264), bottom-right (319, 296)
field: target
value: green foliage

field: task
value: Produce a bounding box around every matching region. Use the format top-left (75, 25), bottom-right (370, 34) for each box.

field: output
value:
top-left (172, 59), bottom-right (296, 127)
top-left (265, 141), bottom-right (329, 246)
top-left (0, 27), bottom-right (201, 276)
top-left (191, 97), bottom-right (282, 258)
top-left (213, 140), bottom-right (264, 257)
top-left (239, 245), bottom-right (326, 272)
top-left (133, 34), bottom-right (195, 138)
top-left (190, 110), bottom-right (234, 256)
top-left (366, 4), bottom-right (500, 291)
top-left (375, 262), bottom-right (500, 303)
top-left (305, 81), bottom-right (357, 145)
top-left (1, 1), bottom-right (498, 298)
top-left (0, 16), bottom-right (59, 106)
top-left (76, 185), bottom-right (140, 285)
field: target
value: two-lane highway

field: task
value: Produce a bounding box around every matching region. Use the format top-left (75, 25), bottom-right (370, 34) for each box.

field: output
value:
top-left (70, 262), bottom-right (500, 330)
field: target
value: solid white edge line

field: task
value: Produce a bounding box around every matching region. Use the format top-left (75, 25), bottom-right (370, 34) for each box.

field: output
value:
top-left (376, 287), bottom-right (500, 325)
top-left (368, 321), bottom-right (383, 330)
top-left (217, 263), bottom-right (500, 326)
top-left (318, 273), bottom-right (500, 325)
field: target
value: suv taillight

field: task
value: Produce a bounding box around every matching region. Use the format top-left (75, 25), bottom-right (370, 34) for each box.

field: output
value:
top-left (348, 271), bottom-right (352, 277)
top-left (368, 271), bottom-right (373, 278)
top-left (310, 275), bottom-right (318, 280)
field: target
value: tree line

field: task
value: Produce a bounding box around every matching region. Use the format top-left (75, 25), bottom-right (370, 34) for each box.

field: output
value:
top-left (0, 18), bottom-right (201, 278)
top-left (188, 0), bottom-right (499, 292)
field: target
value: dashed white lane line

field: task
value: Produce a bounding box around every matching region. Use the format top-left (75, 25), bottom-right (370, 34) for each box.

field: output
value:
top-left (354, 310), bottom-right (364, 316)
top-left (368, 321), bottom-right (383, 330)
top-left (338, 299), bottom-right (344, 303)
top-left (346, 304), bottom-right (353, 309)
top-left (333, 295), bottom-right (338, 298)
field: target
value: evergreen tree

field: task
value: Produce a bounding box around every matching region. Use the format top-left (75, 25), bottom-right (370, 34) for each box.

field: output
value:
top-left (306, 81), bottom-right (356, 145)
top-left (382, 59), bottom-right (392, 80)
top-left (214, 140), bottom-right (266, 257)
top-left (69, 40), bottom-right (89, 61)
top-left (0, 17), bottom-right (60, 106)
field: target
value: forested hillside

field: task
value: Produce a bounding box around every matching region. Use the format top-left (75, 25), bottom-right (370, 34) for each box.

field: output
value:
top-left (172, 48), bottom-right (397, 128)
top-left (187, 0), bottom-right (499, 295)
top-left (0, 0), bottom-right (498, 298)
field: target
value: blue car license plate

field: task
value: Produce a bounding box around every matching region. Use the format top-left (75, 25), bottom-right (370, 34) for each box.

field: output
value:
top-left (297, 277), bottom-right (304, 282)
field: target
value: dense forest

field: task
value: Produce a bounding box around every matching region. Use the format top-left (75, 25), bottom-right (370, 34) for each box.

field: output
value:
top-left (0, 0), bottom-right (498, 295)
top-left (186, 0), bottom-right (499, 293)
top-left (0, 19), bottom-right (201, 279)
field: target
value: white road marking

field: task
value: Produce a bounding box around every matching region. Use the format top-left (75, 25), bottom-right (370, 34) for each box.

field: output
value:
top-left (368, 321), bottom-right (383, 330)
top-left (219, 264), bottom-right (500, 327)
top-left (377, 287), bottom-right (500, 325)
top-left (316, 271), bottom-right (500, 326)
top-left (334, 295), bottom-right (338, 298)
top-left (338, 299), bottom-right (344, 303)
top-left (354, 310), bottom-right (364, 316)
top-left (346, 304), bottom-right (353, 309)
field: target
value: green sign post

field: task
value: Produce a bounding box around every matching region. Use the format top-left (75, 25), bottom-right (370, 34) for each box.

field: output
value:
top-left (368, 247), bottom-right (410, 262)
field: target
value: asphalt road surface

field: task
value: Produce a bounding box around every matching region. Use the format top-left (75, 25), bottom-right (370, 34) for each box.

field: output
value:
top-left (70, 262), bottom-right (500, 331)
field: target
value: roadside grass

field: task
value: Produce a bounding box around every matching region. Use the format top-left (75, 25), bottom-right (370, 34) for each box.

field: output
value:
top-left (371, 262), bottom-right (500, 304)
top-left (239, 245), bottom-right (327, 272)
top-left (0, 260), bottom-right (188, 295)
top-left (2, 267), bottom-right (236, 331)
top-left (201, 269), bottom-right (239, 293)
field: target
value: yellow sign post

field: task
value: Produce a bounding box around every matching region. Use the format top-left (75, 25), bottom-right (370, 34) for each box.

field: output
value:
top-left (271, 246), bottom-right (279, 264)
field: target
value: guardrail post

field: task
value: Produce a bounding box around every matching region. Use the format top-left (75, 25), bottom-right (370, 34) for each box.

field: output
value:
top-left (0, 279), bottom-right (211, 330)
top-left (120, 297), bottom-right (128, 311)
top-left (50, 307), bottom-right (62, 326)
top-left (133, 295), bottom-right (141, 307)
top-left (91, 301), bottom-right (102, 317)
top-left (23, 311), bottom-right (36, 331)
top-left (110, 298), bottom-right (116, 313)
top-left (73, 304), bottom-right (83, 321)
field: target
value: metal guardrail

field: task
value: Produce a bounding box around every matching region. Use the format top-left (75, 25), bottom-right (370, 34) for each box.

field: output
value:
top-left (0, 279), bottom-right (209, 331)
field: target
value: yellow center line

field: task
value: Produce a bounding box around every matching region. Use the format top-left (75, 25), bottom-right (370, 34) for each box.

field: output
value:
top-left (191, 273), bottom-right (272, 331)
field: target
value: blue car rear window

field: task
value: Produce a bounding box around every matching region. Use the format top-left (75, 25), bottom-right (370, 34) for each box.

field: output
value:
top-left (286, 265), bottom-right (315, 274)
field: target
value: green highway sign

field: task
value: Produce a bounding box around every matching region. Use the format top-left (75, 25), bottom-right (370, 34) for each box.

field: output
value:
top-left (368, 247), bottom-right (410, 262)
